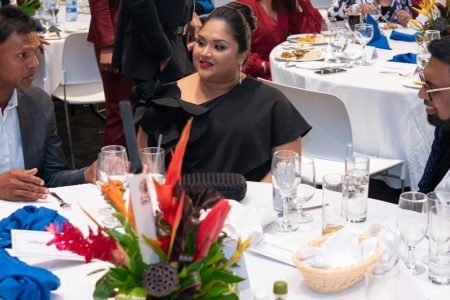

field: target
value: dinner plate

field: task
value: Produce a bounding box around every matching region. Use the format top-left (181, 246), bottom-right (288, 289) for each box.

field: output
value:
top-left (280, 42), bottom-right (314, 51)
top-left (287, 61), bottom-right (346, 70)
top-left (380, 23), bottom-right (399, 30)
top-left (275, 50), bottom-right (325, 62)
top-left (40, 32), bottom-right (67, 40)
top-left (287, 34), bottom-right (327, 45)
top-left (402, 78), bottom-right (422, 89)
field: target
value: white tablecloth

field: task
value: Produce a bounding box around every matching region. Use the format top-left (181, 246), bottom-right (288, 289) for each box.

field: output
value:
top-left (33, 7), bottom-right (91, 94)
top-left (1, 182), bottom-right (449, 299)
top-left (270, 34), bottom-right (435, 190)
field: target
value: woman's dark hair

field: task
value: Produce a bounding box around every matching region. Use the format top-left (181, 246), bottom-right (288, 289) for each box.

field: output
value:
top-left (0, 5), bottom-right (35, 44)
top-left (205, 3), bottom-right (256, 53)
top-left (273, 0), bottom-right (297, 12)
top-left (428, 37), bottom-right (450, 69)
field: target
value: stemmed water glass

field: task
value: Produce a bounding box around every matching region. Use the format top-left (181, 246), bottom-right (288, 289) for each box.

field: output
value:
top-left (330, 29), bottom-right (348, 63)
top-left (293, 156), bottom-right (315, 223)
top-left (397, 192), bottom-right (428, 275)
top-left (355, 23), bottom-right (374, 66)
top-left (423, 30), bottom-right (441, 46)
top-left (97, 145), bottom-right (129, 227)
top-left (417, 42), bottom-right (431, 72)
top-left (140, 147), bottom-right (165, 213)
top-left (48, 0), bottom-right (60, 26)
top-left (38, 2), bottom-right (52, 33)
top-left (271, 150), bottom-right (301, 232)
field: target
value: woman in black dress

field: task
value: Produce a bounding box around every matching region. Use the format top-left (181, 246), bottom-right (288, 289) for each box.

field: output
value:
top-left (136, 3), bottom-right (311, 182)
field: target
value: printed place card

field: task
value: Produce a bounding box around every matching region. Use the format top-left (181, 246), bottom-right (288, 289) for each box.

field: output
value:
top-left (11, 229), bottom-right (84, 261)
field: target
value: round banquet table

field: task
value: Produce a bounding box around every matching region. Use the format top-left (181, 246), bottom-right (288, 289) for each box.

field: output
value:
top-left (33, 6), bottom-right (91, 94)
top-left (1, 182), bottom-right (449, 299)
top-left (270, 33), bottom-right (435, 190)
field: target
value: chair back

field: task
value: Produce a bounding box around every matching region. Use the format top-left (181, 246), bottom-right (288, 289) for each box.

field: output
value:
top-left (61, 32), bottom-right (101, 85)
top-left (259, 78), bottom-right (353, 161)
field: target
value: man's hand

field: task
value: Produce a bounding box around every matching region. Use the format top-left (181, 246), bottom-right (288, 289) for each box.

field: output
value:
top-left (99, 47), bottom-right (114, 72)
top-left (187, 12), bottom-right (202, 51)
top-left (395, 10), bottom-right (411, 26)
top-left (0, 169), bottom-right (48, 201)
top-left (84, 161), bottom-right (97, 184)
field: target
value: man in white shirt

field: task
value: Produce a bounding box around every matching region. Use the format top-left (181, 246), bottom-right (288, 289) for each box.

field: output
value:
top-left (0, 6), bottom-right (96, 201)
top-left (418, 36), bottom-right (450, 193)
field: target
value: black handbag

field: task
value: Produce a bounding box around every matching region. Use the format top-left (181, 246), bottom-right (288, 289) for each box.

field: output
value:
top-left (181, 173), bottom-right (247, 201)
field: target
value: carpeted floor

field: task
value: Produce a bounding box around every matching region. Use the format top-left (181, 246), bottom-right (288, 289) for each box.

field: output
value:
top-left (53, 99), bottom-right (404, 204)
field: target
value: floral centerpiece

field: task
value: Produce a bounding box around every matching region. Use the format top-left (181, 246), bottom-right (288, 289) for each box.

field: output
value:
top-left (46, 120), bottom-right (251, 299)
top-left (17, 0), bottom-right (41, 16)
top-left (410, 0), bottom-right (450, 39)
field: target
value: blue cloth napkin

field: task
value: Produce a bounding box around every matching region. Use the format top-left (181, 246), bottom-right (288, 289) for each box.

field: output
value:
top-left (0, 249), bottom-right (60, 300)
top-left (0, 206), bottom-right (67, 248)
top-left (389, 52), bottom-right (418, 64)
top-left (390, 30), bottom-right (419, 42)
top-left (365, 14), bottom-right (392, 50)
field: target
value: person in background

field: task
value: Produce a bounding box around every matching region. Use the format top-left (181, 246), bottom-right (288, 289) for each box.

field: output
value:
top-left (328, 0), bottom-right (411, 26)
top-left (112, 0), bottom-right (202, 104)
top-left (0, 6), bottom-right (96, 201)
top-left (238, 0), bottom-right (322, 79)
top-left (418, 37), bottom-right (450, 193)
top-left (87, 0), bottom-right (133, 147)
top-left (136, 3), bottom-right (311, 182)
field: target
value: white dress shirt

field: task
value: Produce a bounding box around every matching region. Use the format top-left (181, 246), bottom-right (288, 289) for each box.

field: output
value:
top-left (0, 89), bottom-right (25, 174)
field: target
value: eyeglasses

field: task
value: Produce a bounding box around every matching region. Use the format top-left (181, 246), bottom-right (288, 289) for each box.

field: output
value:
top-left (419, 72), bottom-right (450, 101)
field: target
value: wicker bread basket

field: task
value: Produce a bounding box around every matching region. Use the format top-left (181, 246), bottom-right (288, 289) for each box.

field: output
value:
top-left (292, 233), bottom-right (382, 294)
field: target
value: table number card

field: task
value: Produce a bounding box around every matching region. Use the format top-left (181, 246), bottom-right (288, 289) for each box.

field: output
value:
top-left (11, 229), bottom-right (84, 261)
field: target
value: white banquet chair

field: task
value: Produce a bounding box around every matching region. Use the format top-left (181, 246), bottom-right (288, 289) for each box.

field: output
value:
top-left (259, 78), bottom-right (406, 189)
top-left (52, 32), bottom-right (105, 169)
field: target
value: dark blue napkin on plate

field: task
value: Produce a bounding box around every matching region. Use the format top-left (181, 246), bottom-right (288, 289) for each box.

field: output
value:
top-left (389, 52), bottom-right (418, 63)
top-left (0, 206), bottom-right (67, 248)
top-left (390, 30), bottom-right (419, 42)
top-left (365, 14), bottom-right (392, 50)
top-left (0, 249), bottom-right (60, 300)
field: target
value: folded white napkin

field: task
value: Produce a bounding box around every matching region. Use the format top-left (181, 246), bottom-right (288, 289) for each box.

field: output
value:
top-left (298, 227), bottom-right (378, 268)
top-left (223, 200), bottom-right (277, 243)
top-left (377, 61), bottom-right (417, 76)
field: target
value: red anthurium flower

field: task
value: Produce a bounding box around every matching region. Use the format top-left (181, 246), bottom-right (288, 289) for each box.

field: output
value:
top-left (46, 222), bottom-right (128, 266)
top-left (165, 118), bottom-right (192, 186)
top-left (194, 199), bottom-right (230, 261)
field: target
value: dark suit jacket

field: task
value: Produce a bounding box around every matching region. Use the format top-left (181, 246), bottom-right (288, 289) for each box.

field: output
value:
top-left (17, 87), bottom-right (85, 187)
top-left (112, 0), bottom-right (192, 81)
top-left (87, 0), bottom-right (120, 49)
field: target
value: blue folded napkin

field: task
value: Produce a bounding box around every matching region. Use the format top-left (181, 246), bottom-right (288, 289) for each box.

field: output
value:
top-left (0, 249), bottom-right (60, 300)
top-left (389, 52), bottom-right (418, 64)
top-left (390, 30), bottom-right (419, 42)
top-left (0, 206), bottom-right (67, 248)
top-left (365, 14), bottom-right (392, 50)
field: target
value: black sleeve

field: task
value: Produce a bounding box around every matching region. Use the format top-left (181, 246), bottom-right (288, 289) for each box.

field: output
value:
top-left (270, 89), bottom-right (312, 147)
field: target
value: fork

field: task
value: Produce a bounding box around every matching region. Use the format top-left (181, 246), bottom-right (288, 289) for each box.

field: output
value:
top-left (49, 192), bottom-right (72, 208)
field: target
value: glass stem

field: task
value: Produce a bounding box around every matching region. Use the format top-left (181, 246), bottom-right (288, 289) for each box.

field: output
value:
top-left (362, 44), bottom-right (366, 64)
top-left (406, 245), bottom-right (416, 270)
top-left (282, 195), bottom-right (289, 220)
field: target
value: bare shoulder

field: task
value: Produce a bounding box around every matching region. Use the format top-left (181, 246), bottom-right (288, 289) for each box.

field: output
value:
top-left (177, 73), bottom-right (199, 101)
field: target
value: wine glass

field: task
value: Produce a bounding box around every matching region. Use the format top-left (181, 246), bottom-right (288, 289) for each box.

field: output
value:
top-left (97, 145), bottom-right (129, 227)
top-left (397, 192), bottom-right (428, 275)
top-left (271, 150), bottom-right (301, 232)
top-left (141, 147), bottom-right (165, 213)
top-left (48, 0), bottom-right (60, 28)
top-left (38, 2), bottom-right (52, 33)
top-left (293, 156), bottom-right (316, 223)
top-left (330, 29), bottom-right (348, 63)
top-left (355, 23), bottom-right (374, 66)
top-left (423, 30), bottom-right (440, 46)
top-left (416, 43), bottom-right (431, 72)
top-left (422, 191), bottom-right (450, 265)
top-left (344, 8), bottom-right (361, 32)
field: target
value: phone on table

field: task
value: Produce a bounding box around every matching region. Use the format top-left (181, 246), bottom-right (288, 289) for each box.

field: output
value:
top-left (315, 68), bottom-right (347, 75)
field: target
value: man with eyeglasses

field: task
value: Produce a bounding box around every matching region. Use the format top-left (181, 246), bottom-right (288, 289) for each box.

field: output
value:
top-left (418, 37), bottom-right (450, 193)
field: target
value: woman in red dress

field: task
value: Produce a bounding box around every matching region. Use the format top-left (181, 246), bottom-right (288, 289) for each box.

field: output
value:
top-left (238, 0), bottom-right (322, 79)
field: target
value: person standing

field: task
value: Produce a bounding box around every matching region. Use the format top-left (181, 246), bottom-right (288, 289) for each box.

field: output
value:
top-left (112, 0), bottom-right (200, 104)
top-left (87, 0), bottom-right (133, 147)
